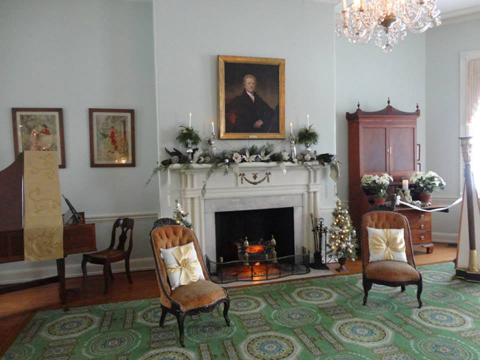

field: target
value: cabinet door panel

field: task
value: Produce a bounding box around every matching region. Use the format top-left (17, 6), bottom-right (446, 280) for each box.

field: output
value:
top-left (361, 127), bottom-right (388, 173)
top-left (390, 126), bottom-right (415, 175)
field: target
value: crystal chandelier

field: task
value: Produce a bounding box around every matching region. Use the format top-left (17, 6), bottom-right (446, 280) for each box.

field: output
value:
top-left (336, 0), bottom-right (441, 53)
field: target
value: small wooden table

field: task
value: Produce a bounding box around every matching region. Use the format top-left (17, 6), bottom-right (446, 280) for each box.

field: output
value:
top-left (396, 205), bottom-right (449, 254)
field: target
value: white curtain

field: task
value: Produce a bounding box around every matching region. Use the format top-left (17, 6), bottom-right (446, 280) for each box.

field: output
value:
top-left (467, 59), bottom-right (480, 124)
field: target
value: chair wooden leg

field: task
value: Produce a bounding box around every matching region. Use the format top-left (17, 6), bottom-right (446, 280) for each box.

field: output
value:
top-left (103, 264), bottom-right (110, 295)
top-left (125, 257), bottom-right (133, 284)
top-left (176, 313), bottom-right (186, 347)
top-left (401, 286), bottom-right (406, 292)
top-left (417, 279), bottom-right (423, 308)
top-left (81, 258), bottom-right (88, 288)
top-left (109, 265), bottom-right (115, 281)
top-left (363, 279), bottom-right (372, 305)
top-left (223, 299), bottom-right (231, 326)
top-left (160, 307), bottom-right (168, 327)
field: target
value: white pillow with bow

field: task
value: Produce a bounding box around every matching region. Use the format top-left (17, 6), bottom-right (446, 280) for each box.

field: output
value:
top-left (367, 227), bottom-right (407, 263)
top-left (160, 242), bottom-right (205, 290)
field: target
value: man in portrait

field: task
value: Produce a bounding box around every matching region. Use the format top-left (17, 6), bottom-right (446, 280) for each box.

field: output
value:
top-left (225, 74), bottom-right (277, 133)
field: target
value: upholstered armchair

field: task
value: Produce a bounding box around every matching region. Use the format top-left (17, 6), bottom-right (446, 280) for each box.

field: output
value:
top-left (362, 211), bottom-right (423, 308)
top-left (150, 218), bottom-right (230, 347)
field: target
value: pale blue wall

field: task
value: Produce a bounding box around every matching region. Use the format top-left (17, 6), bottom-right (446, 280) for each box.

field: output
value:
top-left (426, 19), bottom-right (480, 236)
top-left (0, 0), bottom-right (159, 280)
top-left (154, 0), bottom-right (338, 215)
top-left (335, 33), bottom-right (427, 202)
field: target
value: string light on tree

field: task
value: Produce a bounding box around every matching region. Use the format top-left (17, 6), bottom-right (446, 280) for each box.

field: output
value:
top-left (327, 200), bottom-right (358, 262)
top-left (173, 200), bottom-right (192, 229)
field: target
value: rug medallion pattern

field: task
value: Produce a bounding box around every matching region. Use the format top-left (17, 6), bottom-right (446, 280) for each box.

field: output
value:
top-left (3, 262), bottom-right (480, 359)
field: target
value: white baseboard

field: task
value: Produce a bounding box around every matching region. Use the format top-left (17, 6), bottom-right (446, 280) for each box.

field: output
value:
top-left (0, 257), bottom-right (155, 285)
top-left (432, 232), bottom-right (458, 244)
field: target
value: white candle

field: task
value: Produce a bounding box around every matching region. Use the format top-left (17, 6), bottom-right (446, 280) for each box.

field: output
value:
top-left (189, 112), bottom-right (192, 128)
top-left (342, 0), bottom-right (347, 10)
top-left (402, 179), bottom-right (409, 190)
top-left (290, 122), bottom-right (293, 133)
top-left (211, 121), bottom-right (215, 133)
top-left (307, 114), bottom-right (310, 127)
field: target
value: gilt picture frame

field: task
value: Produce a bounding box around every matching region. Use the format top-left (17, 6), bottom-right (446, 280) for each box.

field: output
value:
top-left (218, 55), bottom-right (285, 140)
top-left (12, 108), bottom-right (66, 168)
top-left (89, 108), bottom-right (135, 167)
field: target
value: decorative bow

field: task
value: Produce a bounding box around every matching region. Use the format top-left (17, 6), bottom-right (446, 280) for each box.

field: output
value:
top-left (369, 229), bottom-right (405, 260)
top-left (166, 245), bottom-right (200, 286)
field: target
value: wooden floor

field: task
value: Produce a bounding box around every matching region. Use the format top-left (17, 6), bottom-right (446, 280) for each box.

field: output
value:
top-left (0, 243), bottom-right (456, 356)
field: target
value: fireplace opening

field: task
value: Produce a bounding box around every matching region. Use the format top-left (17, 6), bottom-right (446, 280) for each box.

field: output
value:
top-left (215, 207), bottom-right (294, 262)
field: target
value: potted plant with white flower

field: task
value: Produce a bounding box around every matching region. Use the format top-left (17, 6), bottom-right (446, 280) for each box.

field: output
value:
top-left (409, 171), bottom-right (446, 204)
top-left (361, 173), bottom-right (393, 205)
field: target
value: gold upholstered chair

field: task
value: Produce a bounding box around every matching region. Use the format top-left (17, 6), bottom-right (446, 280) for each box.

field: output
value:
top-left (362, 211), bottom-right (423, 308)
top-left (150, 218), bottom-right (230, 347)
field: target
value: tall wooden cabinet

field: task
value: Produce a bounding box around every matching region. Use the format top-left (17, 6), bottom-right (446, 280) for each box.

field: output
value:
top-left (347, 102), bottom-right (420, 239)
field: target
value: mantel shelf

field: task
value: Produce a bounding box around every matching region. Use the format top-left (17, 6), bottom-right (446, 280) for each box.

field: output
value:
top-left (169, 161), bottom-right (324, 171)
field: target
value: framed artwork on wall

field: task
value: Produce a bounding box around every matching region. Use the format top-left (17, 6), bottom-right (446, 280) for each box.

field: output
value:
top-left (89, 108), bottom-right (135, 167)
top-left (12, 108), bottom-right (66, 168)
top-left (218, 55), bottom-right (285, 140)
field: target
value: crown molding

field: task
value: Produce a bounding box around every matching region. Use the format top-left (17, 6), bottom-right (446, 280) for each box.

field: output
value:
top-left (441, 6), bottom-right (480, 24)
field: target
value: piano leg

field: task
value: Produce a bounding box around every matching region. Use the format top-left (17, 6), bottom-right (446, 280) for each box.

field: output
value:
top-left (56, 258), bottom-right (67, 305)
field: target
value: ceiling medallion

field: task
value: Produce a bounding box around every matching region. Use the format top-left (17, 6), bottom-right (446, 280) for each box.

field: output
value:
top-left (336, 0), bottom-right (441, 53)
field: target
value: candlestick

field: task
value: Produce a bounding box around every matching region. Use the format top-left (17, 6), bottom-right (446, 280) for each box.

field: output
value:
top-left (307, 114), bottom-right (310, 128)
top-left (402, 179), bottom-right (409, 191)
top-left (290, 122), bottom-right (293, 133)
top-left (189, 112), bottom-right (192, 128)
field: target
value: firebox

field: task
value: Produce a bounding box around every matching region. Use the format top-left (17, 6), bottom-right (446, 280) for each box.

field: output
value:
top-left (215, 207), bottom-right (294, 262)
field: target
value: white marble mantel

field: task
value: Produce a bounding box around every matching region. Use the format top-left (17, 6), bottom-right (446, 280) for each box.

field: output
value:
top-left (169, 162), bottom-right (336, 260)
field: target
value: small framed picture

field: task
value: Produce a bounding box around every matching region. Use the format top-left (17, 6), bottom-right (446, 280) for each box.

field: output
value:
top-left (89, 109), bottom-right (135, 167)
top-left (417, 162), bottom-right (422, 171)
top-left (218, 55), bottom-right (285, 140)
top-left (416, 144), bottom-right (421, 161)
top-left (12, 108), bottom-right (66, 168)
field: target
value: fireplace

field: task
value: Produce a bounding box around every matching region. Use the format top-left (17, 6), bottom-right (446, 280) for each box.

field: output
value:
top-left (215, 207), bottom-right (294, 262)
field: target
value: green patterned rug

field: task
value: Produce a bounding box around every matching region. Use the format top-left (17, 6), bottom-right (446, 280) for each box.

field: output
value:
top-left (4, 262), bottom-right (480, 360)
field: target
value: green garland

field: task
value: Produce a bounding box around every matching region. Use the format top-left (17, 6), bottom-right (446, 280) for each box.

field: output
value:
top-left (148, 143), bottom-right (340, 195)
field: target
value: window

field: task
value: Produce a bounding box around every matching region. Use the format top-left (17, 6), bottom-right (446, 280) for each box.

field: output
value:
top-left (460, 51), bottom-right (480, 189)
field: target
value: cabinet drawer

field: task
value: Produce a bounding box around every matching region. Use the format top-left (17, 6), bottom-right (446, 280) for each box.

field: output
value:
top-left (403, 212), bottom-right (431, 230)
top-left (411, 230), bottom-right (432, 245)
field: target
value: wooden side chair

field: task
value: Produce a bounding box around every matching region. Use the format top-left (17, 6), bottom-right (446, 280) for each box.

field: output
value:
top-left (82, 218), bottom-right (134, 294)
top-left (362, 211), bottom-right (423, 308)
top-left (150, 218), bottom-right (230, 347)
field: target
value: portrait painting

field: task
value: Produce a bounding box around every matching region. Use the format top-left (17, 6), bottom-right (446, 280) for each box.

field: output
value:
top-left (89, 109), bottom-right (135, 167)
top-left (12, 108), bottom-right (66, 168)
top-left (218, 55), bottom-right (285, 140)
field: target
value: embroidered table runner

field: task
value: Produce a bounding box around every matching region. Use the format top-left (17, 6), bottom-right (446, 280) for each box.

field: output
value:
top-left (24, 151), bottom-right (63, 262)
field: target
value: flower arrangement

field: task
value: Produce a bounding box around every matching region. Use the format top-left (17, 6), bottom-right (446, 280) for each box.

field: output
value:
top-left (176, 126), bottom-right (201, 148)
top-left (173, 200), bottom-right (192, 229)
top-left (409, 171), bottom-right (446, 194)
top-left (327, 200), bottom-right (358, 262)
top-left (360, 173), bottom-right (393, 198)
top-left (297, 125), bottom-right (319, 145)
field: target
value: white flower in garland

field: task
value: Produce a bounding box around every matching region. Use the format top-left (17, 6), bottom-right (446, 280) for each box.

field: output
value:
top-left (232, 153), bottom-right (242, 163)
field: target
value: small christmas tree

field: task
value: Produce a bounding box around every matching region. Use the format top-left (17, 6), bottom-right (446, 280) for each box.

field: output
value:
top-left (327, 200), bottom-right (358, 269)
top-left (173, 200), bottom-right (192, 229)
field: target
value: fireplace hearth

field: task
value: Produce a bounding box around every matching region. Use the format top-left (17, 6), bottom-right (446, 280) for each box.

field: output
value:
top-left (215, 207), bottom-right (294, 262)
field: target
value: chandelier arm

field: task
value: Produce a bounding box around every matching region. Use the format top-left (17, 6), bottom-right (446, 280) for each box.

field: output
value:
top-left (398, 3), bottom-right (424, 26)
